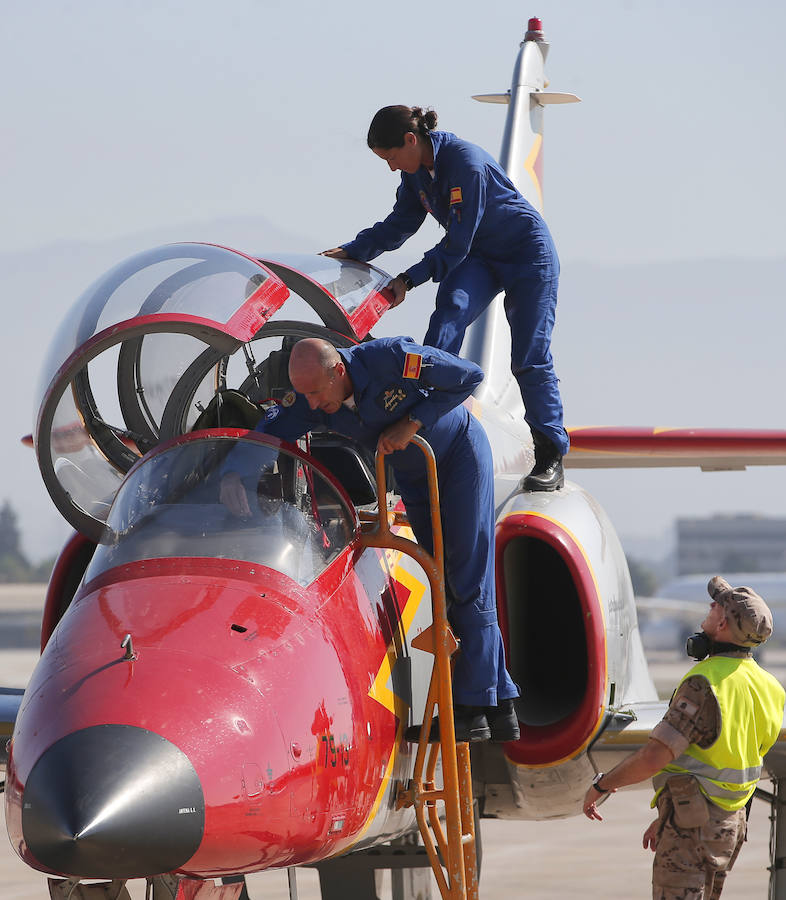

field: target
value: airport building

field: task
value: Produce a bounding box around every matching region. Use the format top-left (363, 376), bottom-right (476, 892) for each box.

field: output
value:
top-left (676, 513), bottom-right (786, 575)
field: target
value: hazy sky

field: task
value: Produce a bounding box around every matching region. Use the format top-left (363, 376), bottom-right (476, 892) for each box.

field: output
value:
top-left (3, 1), bottom-right (785, 261)
top-left (2, 1), bottom-right (785, 560)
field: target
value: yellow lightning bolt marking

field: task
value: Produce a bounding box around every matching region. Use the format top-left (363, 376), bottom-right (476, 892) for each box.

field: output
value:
top-left (339, 528), bottom-right (429, 850)
top-left (367, 549), bottom-right (426, 715)
top-left (524, 133), bottom-right (543, 210)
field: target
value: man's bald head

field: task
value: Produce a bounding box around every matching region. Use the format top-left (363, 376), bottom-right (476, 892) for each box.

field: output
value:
top-left (288, 339), bottom-right (351, 414)
top-left (289, 338), bottom-right (340, 382)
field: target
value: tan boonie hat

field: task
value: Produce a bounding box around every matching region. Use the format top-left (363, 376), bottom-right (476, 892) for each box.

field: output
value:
top-left (707, 576), bottom-right (774, 647)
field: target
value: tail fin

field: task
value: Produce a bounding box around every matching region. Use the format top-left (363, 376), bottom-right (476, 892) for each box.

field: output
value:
top-left (464, 18), bottom-right (579, 411)
top-left (472, 17), bottom-right (580, 213)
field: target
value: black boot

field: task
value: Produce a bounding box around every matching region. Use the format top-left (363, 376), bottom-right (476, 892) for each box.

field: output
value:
top-left (404, 706), bottom-right (491, 744)
top-left (521, 431), bottom-right (564, 492)
top-left (484, 698), bottom-right (520, 742)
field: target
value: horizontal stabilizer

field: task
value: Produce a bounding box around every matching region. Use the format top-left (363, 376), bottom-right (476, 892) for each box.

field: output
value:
top-left (533, 91), bottom-right (582, 105)
top-left (566, 427), bottom-right (786, 470)
top-left (472, 92), bottom-right (510, 104)
top-left (472, 91), bottom-right (581, 106)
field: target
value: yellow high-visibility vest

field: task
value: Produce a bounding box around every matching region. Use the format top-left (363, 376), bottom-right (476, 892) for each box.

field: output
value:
top-left (652, 655), bottom-right (785, 812)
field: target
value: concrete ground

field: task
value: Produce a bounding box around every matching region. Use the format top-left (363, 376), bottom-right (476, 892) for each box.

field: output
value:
top-left (0, 585), bottom-right (778, 898)
top-left (0, 789), bottom-right (773, 898)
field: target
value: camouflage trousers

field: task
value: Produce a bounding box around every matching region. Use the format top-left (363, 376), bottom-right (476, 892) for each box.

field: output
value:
top-left (652, 792), bottom-right (747, 899)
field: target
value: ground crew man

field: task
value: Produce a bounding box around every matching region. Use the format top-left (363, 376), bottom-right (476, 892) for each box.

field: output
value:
top-left (322, 104), bottom-right (567, 491)
top-left (220, 335), bottom-right (520, 742)
top-left (582, 577), bottom-right (785, 898)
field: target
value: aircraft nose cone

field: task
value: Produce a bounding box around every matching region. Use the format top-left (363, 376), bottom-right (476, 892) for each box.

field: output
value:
top-left (22, 724), bottom-right (204, 878)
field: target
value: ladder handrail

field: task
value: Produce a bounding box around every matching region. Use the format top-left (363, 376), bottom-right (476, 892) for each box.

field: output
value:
top-left (359, 435), bottom-right (478, 900)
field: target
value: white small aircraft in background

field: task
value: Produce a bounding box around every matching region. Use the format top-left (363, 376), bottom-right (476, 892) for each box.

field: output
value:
top-left (640, 572), bottom-right (786, 654)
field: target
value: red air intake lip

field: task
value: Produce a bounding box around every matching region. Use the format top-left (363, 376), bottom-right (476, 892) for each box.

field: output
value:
top-left (495, 512), bottom-right (607, 766)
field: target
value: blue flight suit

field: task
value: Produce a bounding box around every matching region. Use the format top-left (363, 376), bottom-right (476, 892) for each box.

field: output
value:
top-left (341, 130), bottom-right (568, 457)
top-left (254, 336), bottom-right (517, 707)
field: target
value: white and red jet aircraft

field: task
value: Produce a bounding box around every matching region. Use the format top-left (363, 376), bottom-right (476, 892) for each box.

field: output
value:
top-left (4, 15), bottom-right (786, 900)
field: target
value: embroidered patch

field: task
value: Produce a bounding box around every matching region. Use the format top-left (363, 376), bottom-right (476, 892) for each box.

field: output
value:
top-left (281, 391), bottom-right (296, 407)
top-left (402, 352), bottom-right (422, 379)
top-left (449, 186), bottom-right (463, 205)
top-left (265, 405), bottom-right (281, 421)
top-left (676, 699), bottom-right (699, 717)
top-left (378, 387), bottom-right (407, 413)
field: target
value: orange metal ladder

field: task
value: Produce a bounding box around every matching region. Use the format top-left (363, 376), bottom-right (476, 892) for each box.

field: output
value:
top-left (360, 435), bottom-right (479, 900)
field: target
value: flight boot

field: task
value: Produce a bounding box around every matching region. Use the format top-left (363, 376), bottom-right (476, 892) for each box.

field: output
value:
top-left (404, 706), bottom-right (491, 744)
top-left (484, 698), bottom-right (520, 742)
top-left (521, 430), bottom-right (564, 492)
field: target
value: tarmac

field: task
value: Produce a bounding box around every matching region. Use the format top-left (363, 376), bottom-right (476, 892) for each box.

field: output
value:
top-left (0, 584), bottom-right (777, 898)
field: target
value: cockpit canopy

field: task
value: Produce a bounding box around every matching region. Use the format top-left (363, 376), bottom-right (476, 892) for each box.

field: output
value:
top-left (34, 243), bottom-right (392, 541)
top-left (84, 433), bottom-right (356, 587)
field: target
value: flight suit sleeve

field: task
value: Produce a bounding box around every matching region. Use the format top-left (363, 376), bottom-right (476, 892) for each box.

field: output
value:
top-left (407, 159), bottom-right (487, 287)
top-left (391, 338), bottom-right (484, 428)
top-left (649, 675), bottom-right (721, 758)
top-left (341, 180), bottom-right (427, 263)
top-left (220, 397), bottom-right (321, 476)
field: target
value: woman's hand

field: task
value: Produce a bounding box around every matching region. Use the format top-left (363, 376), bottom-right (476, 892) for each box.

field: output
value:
top-left (387, 275), bottom-right (409, 307)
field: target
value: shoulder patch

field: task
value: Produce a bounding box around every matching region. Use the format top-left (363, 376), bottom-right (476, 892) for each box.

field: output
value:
top-left (281, 390), bottom-right (296, 407)
top-left (675, 698), bottom-right (699, 717)
top-left (449, 186), bottom-right (463, 205)
top-left (264, 405), bottom-right (281, 421)
top-left (402, 352), bottom-right (422, 379)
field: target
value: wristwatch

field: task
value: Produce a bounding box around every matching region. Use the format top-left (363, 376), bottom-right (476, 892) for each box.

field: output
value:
top-left (397, 271), bottom-right (415, 291)
top-left (591, 772), bottom-right (609, 793)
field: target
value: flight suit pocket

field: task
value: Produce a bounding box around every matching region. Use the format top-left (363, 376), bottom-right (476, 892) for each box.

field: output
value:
top-left (668, 774), bottom-right (710, 828)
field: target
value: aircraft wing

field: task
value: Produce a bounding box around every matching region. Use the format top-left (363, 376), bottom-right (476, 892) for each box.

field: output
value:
top-left (590, 700), bottom-right (786, 778)
top-left (590, 701), bottom-right (667, 753)
top-left (566, 427), bottom-right (786, 470)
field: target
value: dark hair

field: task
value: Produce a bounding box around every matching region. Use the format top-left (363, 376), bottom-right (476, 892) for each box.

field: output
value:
top-left (367, 105), bottom-right (438, 149)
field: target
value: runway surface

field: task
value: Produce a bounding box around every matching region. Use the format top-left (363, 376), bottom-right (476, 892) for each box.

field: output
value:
top-left (0, 584), bottom-right (777, 898)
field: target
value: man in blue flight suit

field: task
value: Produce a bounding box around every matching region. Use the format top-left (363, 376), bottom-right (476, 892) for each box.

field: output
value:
top-left (323, 105), bottom-right (568, 491)
top-left (220, 336), bottom-right (519, 742)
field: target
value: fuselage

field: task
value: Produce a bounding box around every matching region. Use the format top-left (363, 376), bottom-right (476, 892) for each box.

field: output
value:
top-left (5, 433), bottom-right (432, 877)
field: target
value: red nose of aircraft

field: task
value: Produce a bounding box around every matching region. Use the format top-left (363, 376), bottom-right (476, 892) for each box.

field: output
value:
top-left (6, 562), bottom-right (399, 879)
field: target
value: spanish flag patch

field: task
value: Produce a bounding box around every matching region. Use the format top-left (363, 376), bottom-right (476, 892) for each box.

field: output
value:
top-left (449, 186), bottom-right (463, 205)
top-left (402, 352), bottom-right (423, 379)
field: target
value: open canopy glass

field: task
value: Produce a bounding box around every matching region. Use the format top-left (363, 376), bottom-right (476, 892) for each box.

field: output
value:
top-left (33, 243), bottom-right (392, 541)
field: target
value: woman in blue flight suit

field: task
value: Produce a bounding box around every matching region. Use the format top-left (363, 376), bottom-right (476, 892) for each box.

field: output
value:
top-left (220, 336), bottom-right (519, 743)
top-left (323, 105), bottom-right (568, 491)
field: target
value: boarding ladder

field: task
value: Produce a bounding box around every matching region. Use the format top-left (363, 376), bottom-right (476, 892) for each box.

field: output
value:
top-left (360, 436), bottom-right (479, 900)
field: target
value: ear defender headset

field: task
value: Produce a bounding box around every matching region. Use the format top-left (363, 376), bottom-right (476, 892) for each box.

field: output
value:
top-left (686, 632), bottom-right (753, 661)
